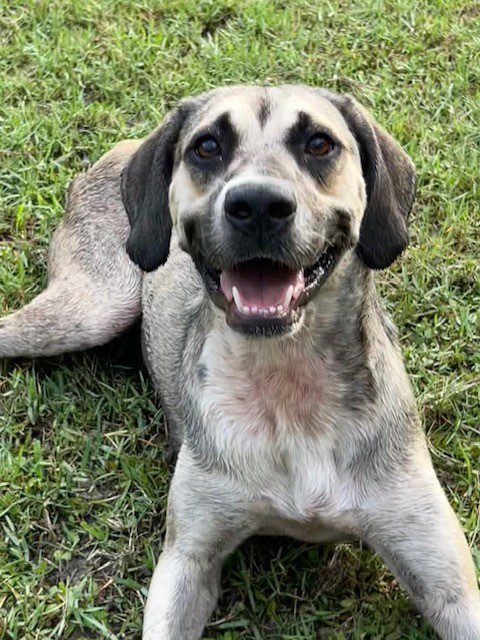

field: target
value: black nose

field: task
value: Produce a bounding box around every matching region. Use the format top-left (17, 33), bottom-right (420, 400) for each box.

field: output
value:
top-left (224, 183), bottom-right (296, 235)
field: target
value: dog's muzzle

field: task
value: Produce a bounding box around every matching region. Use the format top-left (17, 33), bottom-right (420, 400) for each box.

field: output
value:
top-left (195, 180), bottom-right (351, 337)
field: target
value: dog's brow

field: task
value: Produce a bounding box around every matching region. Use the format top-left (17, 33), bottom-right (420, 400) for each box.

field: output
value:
top-left (257, 98), bottom-right (271, 128)
top-left (285, 111), bottom-right (339, 146)
top-left (192, 111), bottom-right (239, 148)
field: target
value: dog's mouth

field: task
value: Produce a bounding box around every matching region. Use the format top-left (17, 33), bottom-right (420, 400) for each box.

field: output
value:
top-left (201, 246), bottom-right (340, 335)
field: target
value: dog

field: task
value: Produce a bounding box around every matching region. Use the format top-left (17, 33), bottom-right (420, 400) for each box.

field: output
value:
top-left (1, 85), bottom-right (479, 640)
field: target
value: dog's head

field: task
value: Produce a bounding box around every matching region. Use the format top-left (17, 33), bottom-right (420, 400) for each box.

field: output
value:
top-left (122, 85), bottom-right (415, 337)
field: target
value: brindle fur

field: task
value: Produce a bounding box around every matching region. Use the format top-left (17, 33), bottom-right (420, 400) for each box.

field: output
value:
top-left (1, 86), bottom-right (479, 640)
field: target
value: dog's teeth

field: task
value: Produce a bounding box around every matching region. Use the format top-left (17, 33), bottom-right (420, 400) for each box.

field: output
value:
top-left (292, 274), bottom-right (305, 300)
top-left (232, 286), bottom-right (243, 312)
top-left (269, 306), bottom-right (276, 314)
top-left (220, 273), bottom-right (233, 302)
top-left (283, 285), bottom-right (293, 309)
top-left (251, 306), bottom-right (258, 314)
top-left (242, 305), bottom-right (250, 315)
top-left (277, 305), bottom-right (284, 314)
top-left (296, 284), bottom-right (304, 298)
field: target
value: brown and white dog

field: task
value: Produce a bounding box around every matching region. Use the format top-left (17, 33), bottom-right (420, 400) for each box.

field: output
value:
top-left (1, 85), bottom-right (479, 639)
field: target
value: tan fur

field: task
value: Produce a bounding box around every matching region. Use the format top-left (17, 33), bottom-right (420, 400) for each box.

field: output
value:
top-left (2, 86), bottom-right (479, 640)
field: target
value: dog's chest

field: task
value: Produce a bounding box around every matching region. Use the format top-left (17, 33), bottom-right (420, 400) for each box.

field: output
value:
top-left (199, 334), bottom-right (330, 436)
top-left (198, 334), bottom-right (356, 525)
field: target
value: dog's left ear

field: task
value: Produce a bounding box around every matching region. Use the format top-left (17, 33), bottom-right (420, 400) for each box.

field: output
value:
top-left (121, 102), bottom-right (192, 272)
top-left (328, 93), bottom-right (416, 269)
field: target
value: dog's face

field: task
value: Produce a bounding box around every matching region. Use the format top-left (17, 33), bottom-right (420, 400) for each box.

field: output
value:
top-left (122, 85), bottom-right (415, 337)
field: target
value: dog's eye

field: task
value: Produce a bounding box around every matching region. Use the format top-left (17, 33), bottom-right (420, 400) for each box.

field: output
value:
top-left (306, 134), bottom-right (334, 157)
top-left (194, 136), bottom-right (221, 159)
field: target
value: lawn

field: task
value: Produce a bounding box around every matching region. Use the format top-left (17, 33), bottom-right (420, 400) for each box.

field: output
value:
top-left (0, 0), bottom-right (479, 638)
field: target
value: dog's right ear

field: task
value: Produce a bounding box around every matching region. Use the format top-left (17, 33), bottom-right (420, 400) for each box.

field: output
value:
top-left (121, 103), bottom-right (191, 271)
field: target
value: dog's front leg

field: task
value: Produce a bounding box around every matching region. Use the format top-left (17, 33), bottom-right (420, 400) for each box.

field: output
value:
top-left (143, 449), bottom-right (254, 640)
top-left (143, 544), bottom-right (222, 640)
top-left (358, 458), bottom-right (480, 640)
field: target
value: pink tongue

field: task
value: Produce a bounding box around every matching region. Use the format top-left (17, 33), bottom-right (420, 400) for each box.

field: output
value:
top-left (220, 260), bottom-right (300, 307)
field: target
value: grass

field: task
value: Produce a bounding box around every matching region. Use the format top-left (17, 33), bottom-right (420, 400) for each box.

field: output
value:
top-left (0, 0), bottom-right (479, 638)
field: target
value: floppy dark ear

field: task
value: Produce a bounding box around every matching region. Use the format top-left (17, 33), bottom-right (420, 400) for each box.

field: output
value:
top-left (329, 94), bottom-right (416, 269)
top-left (121, 104), bottom-right (191, 271)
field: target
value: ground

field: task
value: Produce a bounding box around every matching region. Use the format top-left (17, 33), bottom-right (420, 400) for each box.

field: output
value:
top-left (0, 1), bottom-right (479, 638)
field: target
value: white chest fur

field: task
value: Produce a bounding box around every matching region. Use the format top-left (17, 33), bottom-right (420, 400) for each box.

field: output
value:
top-left (197, 328), bottom-right (359, 532)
